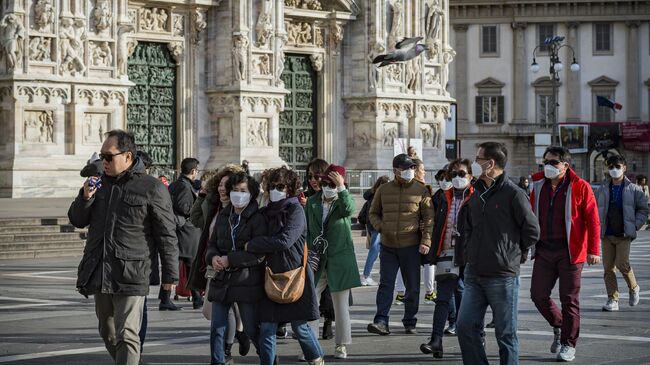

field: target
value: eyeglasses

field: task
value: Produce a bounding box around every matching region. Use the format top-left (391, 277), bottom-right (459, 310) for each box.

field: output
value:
top-left (543, 159), bottom-right (562, 166)
top-left (450, 170), bottom-right (468, 178)
top-left (99, 151), bottom-right (127, 162)
top-left (269, 183), bottom-right (286, 191)
top-left (319, 181), bottom-right (337, 189)
top-left (608, 164), bottom-right (623, 169)
top-left (307, 174), bottom-right (321, 181)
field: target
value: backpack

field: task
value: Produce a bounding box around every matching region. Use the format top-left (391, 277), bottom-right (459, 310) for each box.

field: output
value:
top-left (357, 200), bottom-right (371, 225)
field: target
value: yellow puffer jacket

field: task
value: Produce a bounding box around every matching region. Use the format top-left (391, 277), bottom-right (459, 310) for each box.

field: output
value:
top-left (368, 178), bottom-right (433, 248)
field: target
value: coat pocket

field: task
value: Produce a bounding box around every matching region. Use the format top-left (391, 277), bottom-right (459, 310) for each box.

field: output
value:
top-left (115, 248), bottom-right (147, 284)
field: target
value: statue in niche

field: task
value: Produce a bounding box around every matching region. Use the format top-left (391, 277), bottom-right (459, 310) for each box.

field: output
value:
top-left (33, 0), bottom-right (54, 32)
top-left (232, 34), bottom-right (249, 81)
top-left (383, 125), bottom-right (398, 147)
top-left (258, 54), bottom-right (270, 75)
top-left (297, 23), bottom-right (312, 45)
top-left (173, 15), bottom-right (184, 36)
top-left (29, 36), bottom-right (51, 61)
top-left (425, 0), bottom-right (443, 59)
top-left (156, 9), bottom-right (168, 31)
top-left (93, 0), bottom-right (112, 35)
top-left (117, 24), bottom-right (135, 77)
top-left (421, 124), bottom-right (433, 146)
top-left (432, 122), bottom-right (441, 149)
top-left (314, 28), bottom-right (324, 47)
top-left (387, 0), bottom-right (403, 51)
top-left (442, 46), bottom-right (455, 88)
top-left (274, 34), bottom-right (286, 86)
top-left (59, 18), bottom-right (85, 75)
top-left (367, 39), bottom-right (385, 89)
top-left (256, 2), bottom-right (273, 47)
top-left (406, 57), bottom-right (420, 91)
top-left (38, 111), bottom-right (54, 143)
top-left (91, 41), bottom-right (112, 67)
top-left (0, 13), bottom-right (25, 71)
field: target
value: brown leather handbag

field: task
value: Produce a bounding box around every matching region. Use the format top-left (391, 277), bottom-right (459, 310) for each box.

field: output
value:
top-left (264, 244), bottom-right (307, 304)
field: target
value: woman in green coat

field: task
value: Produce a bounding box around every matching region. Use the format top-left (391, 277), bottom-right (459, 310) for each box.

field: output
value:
top-left (305, 164), bottom-right (361, 359)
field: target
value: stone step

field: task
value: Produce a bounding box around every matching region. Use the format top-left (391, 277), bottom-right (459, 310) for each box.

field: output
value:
top-left (0, 232), bottom-right (86, 243)
top-left (0, 240), bottom-right (85, 252)
top-left (0, 247), bottom-right (84, 260)
top-left (0, 224), bottom-right (80, 234)
top-left (0, 217), bottom-right (71, 227)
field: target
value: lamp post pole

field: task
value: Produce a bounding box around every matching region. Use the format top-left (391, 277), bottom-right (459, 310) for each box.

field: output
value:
top-left (531, 36), bottom-right (580, 144)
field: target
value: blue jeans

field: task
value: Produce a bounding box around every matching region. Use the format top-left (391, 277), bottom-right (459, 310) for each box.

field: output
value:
top-left (457, 265), bottom-right (520, 365)
top-left (259, 321), bottom-right (323, 365)
top-left (448, 277), bottom-right (465, 325)
top-left (374, 244), bottom-right (420, 327)
top-left (210, 301), bottom-right (259, 364)
top-left (363, 229), bottom-right (381, 277)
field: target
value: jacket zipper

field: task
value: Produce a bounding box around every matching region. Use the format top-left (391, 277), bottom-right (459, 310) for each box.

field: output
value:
top-left (397, 183), bottom-right (402, 247)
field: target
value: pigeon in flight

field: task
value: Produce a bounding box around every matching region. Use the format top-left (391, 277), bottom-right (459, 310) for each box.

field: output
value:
top-left (372, 37), bottom-right (428, 67)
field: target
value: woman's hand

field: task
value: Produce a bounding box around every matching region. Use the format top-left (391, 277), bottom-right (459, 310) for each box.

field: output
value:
top-left (220, 256), bottom-right (230, 270)
top-left (329, 171), bottom-right (345, 187)
top-left (212, 256), bottom-right (223, 271)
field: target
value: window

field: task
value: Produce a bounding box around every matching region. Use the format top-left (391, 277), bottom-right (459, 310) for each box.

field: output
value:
top-left (594, 23), bottom-right (612, 54)
top-left (475, 96), bottom-right (504, 124)
top-left (537, 24), bottom-right (555, 54)
top-left (595, 93), bottom-right (614, 122)
top-left (481, 25), bottom-right (499, 56)
top-left (537, 94), bottom-right (555, 125)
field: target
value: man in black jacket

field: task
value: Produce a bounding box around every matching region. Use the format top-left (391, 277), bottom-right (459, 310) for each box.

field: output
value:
top-left (166, 157), bottom-right (203, 310)
top-left (69, 130), bottom-right (179, 365)
top-left (456, 142), bottom-right (540, 365)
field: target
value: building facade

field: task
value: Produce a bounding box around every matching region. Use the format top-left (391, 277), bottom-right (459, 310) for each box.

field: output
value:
top-left (448, 0), bottom-right (650, 182)
top-left (0, 0), bottom-right (453, 197)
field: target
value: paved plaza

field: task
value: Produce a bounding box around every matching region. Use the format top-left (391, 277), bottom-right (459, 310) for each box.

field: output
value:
top-left (1, 231), bottom-right (650, 365)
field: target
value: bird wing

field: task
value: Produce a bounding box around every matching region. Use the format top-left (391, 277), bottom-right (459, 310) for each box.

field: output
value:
top-left (372, 52), bottom-right (396, 64)
top-left (396, 37), bottom-right (423, 49)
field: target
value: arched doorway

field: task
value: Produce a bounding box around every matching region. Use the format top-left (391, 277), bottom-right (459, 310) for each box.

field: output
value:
top-left (589, 149), bottom-right (620, 183)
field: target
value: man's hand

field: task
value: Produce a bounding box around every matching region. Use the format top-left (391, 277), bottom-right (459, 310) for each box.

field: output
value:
top-left (161, 283), bottom-right (175, 291)
top-left (329, 171), bottom-right (345, 187)
top-left (587, 254), bottom-right (601, 265)
top-left (419, 244), bottom-right (430, 255)
top-left (220, 256), bottom-right (230, 270)
top-left (83, 177), bottom-right (99, 201)
top-left (212, 256), bottom-right (224, 271)
top-left (520, 249), bottom-right (529, 264)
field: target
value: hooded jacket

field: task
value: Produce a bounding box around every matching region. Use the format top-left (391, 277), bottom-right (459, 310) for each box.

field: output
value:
top-left (530, 168), bottom-right (601, 264)
top-left (595, 176), bottom-right (649, 240)
top-left (69, 158), bottom-right (179, 297)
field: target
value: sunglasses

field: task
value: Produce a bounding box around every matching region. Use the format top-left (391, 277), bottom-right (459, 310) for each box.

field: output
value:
top-left (450, 170), bottom-right (468, 178)
top-left (543, 159), bottom-right (562, 166)
top-left (269, 183), bottom-right (286, 191)
top-left (307, 174), bottom-right (321, 181)
top-left (319, 181), bottom-right (337, 189)
top-left (608, 164), bottom-right (623, 169)
top-left (99, 151), bottom-right (127, 162)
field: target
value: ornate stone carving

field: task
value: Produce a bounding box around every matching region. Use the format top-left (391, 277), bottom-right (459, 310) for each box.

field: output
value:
top-left (331, 23), bottom-right (343, 47)
top-left (208, 95), bottom-right (241, 115)
top-left (420, 122), bottom-right (441, 148)
top-left (127, 9), bottom-right (137, 24)
top-left (33, 0), bottom-right (54, 33)
top-left (173, 15), bottom-right (184, 36)
top-left (255, 54), bottom-right (271, 75)
top-left (76, 87), bottom-right (126, 105)
top-left (0, 13), bottom-right (25, 71)
top-left (380, 101), bottom-right (412, 117)
top-left (28, 36), bottom-right (51, 61)
top-left (274, 34), bottom-right (287, 86)
top-left (93, 0), bottom-right (112, 35)
top-left (247, 118), bottom-right (269, 146)
top-left (387, 0), bottom-right (403, 51)
top-left (368, 40), bottom-right (385, 89)
top-left (425, 0), bottom-right (443, 59)
top-left (167, 41), bottom-right (183, 64)
top-left (382, 123), bottom-right (399, 147)
top-left (59, 18), bottom-right (86, 75)
top-left (353, 122), bottom-right (371, 148)
top-left (385, 64), bottom-right (402, 83)
top-left (314, 28), bottom-right (324, 48)
top-left (90, 41), bottom-right (112, 67)
top-left (17, 85), bottom-right (69, 103)
top-left (284, 0), bottom-right (321, 10)
top-left (23, 110), bottom-right (54, 143)
top-left (425, 68), bottom-right (440, 87)
top-left (191, 9), bottom-right (207, 44)
top-left (310, 53), bottom-right (323, 72)
top-left (242, 95), bottom-right (283, 113)
top-left (83, 113), bottom-right (108, 144)
top-left (232, 34), bottom-right (249, 81)
top-left (287, 22), bottom-right (312, 45)
top-left (442, 46), bottom-right (455, 87)
top-left (406, 58), bottom-right (421, 92)
top-left (139, 8), bottom-right (168, 32)
top-left (255, 3), bottom-right (273, 47)
top-left (117, 24), bottom-right (135, 77)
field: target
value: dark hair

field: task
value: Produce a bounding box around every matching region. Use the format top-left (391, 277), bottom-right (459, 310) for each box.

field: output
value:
top-left (306, 158), bottom-right (329, 175)
top-left (137, 150), bottom-right (153, 169)
top-left (434, 169), bottom-right (447, 182)
top-left (605, 154), bottom-right (626, 166)
top-left (105, 129), bottom-right (137, 155)
top-left (447, 158), bottom-right (472, 175)
top-left (268, 166), bottom-right (300, 197)
top-left (636, 174), bottom-right (647, 184)
top-left (181, 157), bottom-right (200, 175)
top-left (543, 146), bottom-right (571, 164)
top-left (478, 142), bottom-right (508, 169)
top-left (371, 175), bottom-right (391, 194)
top-left (226, 171), bottom-right (260, 201)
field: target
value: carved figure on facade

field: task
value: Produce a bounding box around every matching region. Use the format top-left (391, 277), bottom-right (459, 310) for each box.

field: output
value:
top-left (421, 124), bottom-right (433, 146)
top-left (387, 0), bottom-right (403, 51)
top-left (83, 113), bottom-right (108, 144)
top-left (232, 34), bottom-right (249, 81)
top-left (173, 15), bottom-right (184, 36)
top-left (24, 110), bottom-right (54, 143)
top-left (442, 46), bottom-right (455, 90)
top-left (425, 68), bottom-right (440, 87)
top-left (29, 36), bottom-right (51, 61)
top-left (425, 0), bottom-right (443, 59)
top-left (93, 0), bottom-right (112, 35)
top-left (247, 118), bottom-right (269, 146)
top-left (406, 57), bottom-right (421, 92)
top-left (432, 122), bottom-right (441, 148)
top-left (353, 123), bottom-right (370, 148)
top-left (284, 0), bottom-right (321, 10)
top-left (256, 54), bottom-right (271, 75)
top-left (59, 18), bottom-right (86, 75)
top-left (0, 13), bottom-right (25, 71)
top-left (274, 33), bottom-right (287, 87)
top-left (310, 53), bottom-right (323, 72)
top-left (167, 41), bottom-right (184, 64)
top-left (191, 9), bottom-right (207, 44)
top-left (256, 3), bottom-right (273, 47)
top-left (117, 24), bottom-right (135, 77)
top-left (385, 63), bottom-right (402, 83)
top-left (90, 41), bottom-right (112, 67)
top-left (368, 39), bottom-right (385, 89)
top-left (383, 124), bottom-right (398, 147)
top-left (331, 22), bottom-right (343, 48)
top-left (33, 0), bottom-right (54, 33)
top-left (140, 8), bottom-right (168, 32)
top-left (287, 22), bottom-right (312, 45)
top-left (314, 28), bottom-right (324, 48)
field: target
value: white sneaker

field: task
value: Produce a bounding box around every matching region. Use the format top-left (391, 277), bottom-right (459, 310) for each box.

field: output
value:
top-left (630, 286), bottom-right (640, 306)
top-left (361, 276), bottom-right (377, 286)
top-left (602, 298), bottom-right (619, 312)
top-left (556, 345), bottom-right (576, 362)
top-left (550, 327), bottom-right (561, 353)
top-left (334, 344), bottom-right (347, 359)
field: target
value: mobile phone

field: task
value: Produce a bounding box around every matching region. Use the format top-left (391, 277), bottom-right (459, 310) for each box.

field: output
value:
top-left (299, 191), bottom-right (305, 200)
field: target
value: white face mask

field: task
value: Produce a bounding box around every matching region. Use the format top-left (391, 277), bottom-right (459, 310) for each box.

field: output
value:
top-left (452, 176), bottom-right (469, 190)
top-left (229, 191), bottom-right (251, 209)
top-left (269, 189), bottom-right (287, 202)
top-left (439, 180), bottom-right (453, 191)
top-left (544, 164), bottom-right (561, 179)
top-left (322, 186), bottom-right (338, 199)
top-left (609, 168), bottom-right (624, 179)
top-left (471, 161), bottom-right (485, 177)
top-left (400, 168), bottom-right (415, 182)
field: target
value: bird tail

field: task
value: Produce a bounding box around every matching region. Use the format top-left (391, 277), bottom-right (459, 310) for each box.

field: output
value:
top-left (372, 54), bottom-right (387, 64)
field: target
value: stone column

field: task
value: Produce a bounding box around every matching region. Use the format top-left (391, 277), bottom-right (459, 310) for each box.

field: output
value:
top-left (453, 24), bottom-right (468, 126)
top-left (626, 21), bottom-right (641, 121)
top-left (512, 22), bottom-right (527, 124)
top-left (566, 22), bottom-right (581, 122)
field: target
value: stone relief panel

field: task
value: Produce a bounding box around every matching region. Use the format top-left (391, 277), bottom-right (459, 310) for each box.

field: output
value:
top-left (32, 0), bottom-right (55, 33)
top-left (172, 14), bottom-right (184, 37)
top-left (382, 122), bottom-right (399, 147)
top-left (353, 122), bottom-right (371, 148)
top-left (89, 41), bottom-right (113, 67)
top-left (420, 122), bottom-right (441, 148)
top-left (255, 2), bottom-right (273, 48)
top-left (246, 118), bottom-right (269, 146)
top-left (92, 0), bottom-right (112, 36)
top-left (83, 113), bottom-right (108, 144)
top-left (0, 13), bottom-right (26, 72)
top-left (59, 17), bottom-right (86, 76)
top-left (385, 64), bottom-right (402, 84)
top-left (254, 53), bottom-right (271, 76)
top-left (286, 21), bottom-right (312, 46)
top-left (216, 117), bottom-right (234, 146)
top-left (23, 110), bottom-right (55, 143)
top-left (284, 0), bottom-right (322, 10)
top-left (127, 9), bottom-right (137, 24)
top-left (17, 85), bottom-right (70, 104)
top-left (28, 36), bottom-right (52, 61)
top-left (139, 8), bottom-right (169, 32)
top-left (232, 34), bottom-right (249, 81)
top-left (425, 67), bottom-right (441, 87)
top-left (314, 28), bottom-right (324, 48)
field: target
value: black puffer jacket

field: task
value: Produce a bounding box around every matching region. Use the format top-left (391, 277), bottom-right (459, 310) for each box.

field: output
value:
top-left (205, 201), bottom-right (267, 303)
top-left (69, 158), bottom-right (179, 296)
top-left (168, 175), bottom-right (201, 259)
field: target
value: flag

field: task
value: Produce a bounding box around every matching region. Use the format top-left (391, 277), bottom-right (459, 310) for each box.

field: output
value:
top-left (597, 96), bottom-right (623, 111)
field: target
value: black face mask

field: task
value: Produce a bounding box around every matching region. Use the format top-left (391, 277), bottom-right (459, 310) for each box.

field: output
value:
top-left (192, 179), bottom-right (202, 191)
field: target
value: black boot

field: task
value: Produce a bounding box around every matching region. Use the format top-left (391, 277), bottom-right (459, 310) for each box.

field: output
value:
top-left (224, 342), bottom-right (233, 364)
top-left (191, 289), bottom-right (203, 309)
top-left (235, 330), bottom-right (251, 356)
top-left (158, 289), bottom-right (181, 311)
top-left (420, 335), bottom-right (443, 358)
top-left (322, 318), bottom-right (333, 340)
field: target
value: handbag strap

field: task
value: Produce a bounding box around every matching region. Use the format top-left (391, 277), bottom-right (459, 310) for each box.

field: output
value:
top-left (302, 243), bottom-right (308, 267)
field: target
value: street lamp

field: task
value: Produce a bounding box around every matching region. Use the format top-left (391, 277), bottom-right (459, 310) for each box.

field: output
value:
top-left (530, 35), bottom-right (580, 143)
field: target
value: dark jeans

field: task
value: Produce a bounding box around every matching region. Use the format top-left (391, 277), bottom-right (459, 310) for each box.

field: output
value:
top-left (374, 244), bottom-right (421, 327)
top-left (448, 277), bottom-right (465, 325)
top-left (431, 277), bottom-right (458, 337)
top-left (139, 297), bottom-right (147, 353)
top-left (530, 246), bottom-right (584, 348)
top-left (457, 265), bottom-right (520, 365)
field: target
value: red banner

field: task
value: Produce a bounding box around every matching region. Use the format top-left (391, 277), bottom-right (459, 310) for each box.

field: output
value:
top-left (621, 122), bottom-right (650, 152)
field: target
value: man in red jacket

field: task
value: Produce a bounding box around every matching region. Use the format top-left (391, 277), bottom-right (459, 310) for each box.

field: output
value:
top-left (529, 146), bottom-right (601, 363)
